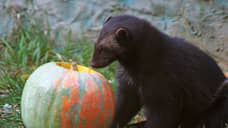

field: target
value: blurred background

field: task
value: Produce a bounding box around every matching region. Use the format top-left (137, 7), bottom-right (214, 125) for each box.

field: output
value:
top-left (0, 0), bottom-right (227, 127)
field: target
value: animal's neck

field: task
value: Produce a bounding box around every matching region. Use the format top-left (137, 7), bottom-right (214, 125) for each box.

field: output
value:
top-left (120, 30), bottom-right (166, 75)
top-left (118, 49), bottom-right (164, 87)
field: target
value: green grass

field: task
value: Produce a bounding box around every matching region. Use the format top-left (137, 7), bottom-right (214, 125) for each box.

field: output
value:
top-left (0, 22), bottom-right (117, 127)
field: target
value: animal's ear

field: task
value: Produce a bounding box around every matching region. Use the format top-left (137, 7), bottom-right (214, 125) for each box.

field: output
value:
top-left (115, 27), bottom-right (129, 40)
top-left (104, 16), bottom-right (112, 24)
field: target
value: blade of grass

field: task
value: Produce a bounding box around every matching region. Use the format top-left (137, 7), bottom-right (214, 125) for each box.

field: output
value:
top-left (1, 38), bottom-right (13, 51)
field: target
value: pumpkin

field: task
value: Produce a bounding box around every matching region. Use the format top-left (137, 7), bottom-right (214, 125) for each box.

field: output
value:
top-left (225, 72), bottom-right (228, 78)
top-left (21, 62), bottom-right (115, 128)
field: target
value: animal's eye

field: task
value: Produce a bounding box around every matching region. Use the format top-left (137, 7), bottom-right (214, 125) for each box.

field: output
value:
top-left (98, 47), bottom-right (103, 53)
top-left (99, 47), bottom-right (111, 54)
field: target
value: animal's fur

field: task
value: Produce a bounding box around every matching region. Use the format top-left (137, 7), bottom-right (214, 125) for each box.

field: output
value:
top-left (90, 15), bottom-right (228, 128)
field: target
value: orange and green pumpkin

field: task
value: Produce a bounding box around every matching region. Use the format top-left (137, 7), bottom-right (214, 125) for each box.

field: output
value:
top-left (21, 62), bottom-right (115, 128)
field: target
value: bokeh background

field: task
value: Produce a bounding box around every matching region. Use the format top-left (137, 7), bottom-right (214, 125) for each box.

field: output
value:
top-left (1, 0), bottom-right (228, 68)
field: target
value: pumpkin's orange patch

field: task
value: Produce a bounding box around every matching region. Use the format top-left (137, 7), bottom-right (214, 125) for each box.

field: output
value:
top-left (96, 73), bottom-right (115, 127)
top-left (60, 96), bottom-right (72, 128)
top-left (60, 72), bottom-right (81, 127)
top-left (53, 71), bottom-right (69, 93)
top-left (78, 75), bottom-right (102, 128)
top-left (61, 72), bottom-right (78, 88)
top-left (225, 72), bottom-right (228, 78)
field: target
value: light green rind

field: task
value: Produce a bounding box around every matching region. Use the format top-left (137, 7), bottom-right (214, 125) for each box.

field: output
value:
top-left (21, 62), bottom-right (67, 128)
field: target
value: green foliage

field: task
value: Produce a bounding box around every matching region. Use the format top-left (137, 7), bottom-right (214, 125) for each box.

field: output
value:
top-left (0, 22), bottom-right (116, 127)
top-left (25, 0), bottom-right (34, 4)
top-left (0, 23), bottom-right (54, 127)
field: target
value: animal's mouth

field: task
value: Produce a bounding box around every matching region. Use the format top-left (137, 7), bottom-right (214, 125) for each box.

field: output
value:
top-left (90, 57), bottom-right (116, 68)
top-left (90, 62), bottom-right (109, 68)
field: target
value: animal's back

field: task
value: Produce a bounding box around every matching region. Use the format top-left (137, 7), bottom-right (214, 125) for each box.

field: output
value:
top-left (160, 37), bottom-right (227, 119)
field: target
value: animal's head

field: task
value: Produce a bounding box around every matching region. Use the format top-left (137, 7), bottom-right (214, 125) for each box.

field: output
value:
top-left (90, 15), bottom-right (147, 68)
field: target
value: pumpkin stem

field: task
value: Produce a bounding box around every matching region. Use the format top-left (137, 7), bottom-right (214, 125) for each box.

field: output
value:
top-left (71, 62), bottom-right (78, 71)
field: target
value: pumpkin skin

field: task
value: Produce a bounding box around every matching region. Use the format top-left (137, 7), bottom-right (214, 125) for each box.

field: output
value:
top-left (21, 62), bottom-right (115, 128)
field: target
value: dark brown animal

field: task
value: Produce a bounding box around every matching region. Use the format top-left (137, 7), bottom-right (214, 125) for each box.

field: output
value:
top-left (90, 15), bottom-right (228, 128)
